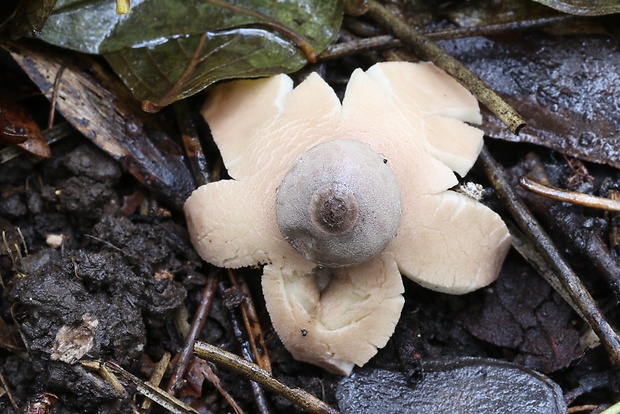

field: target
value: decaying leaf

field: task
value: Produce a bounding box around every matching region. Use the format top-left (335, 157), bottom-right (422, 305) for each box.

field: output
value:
top-left (2, 40), bottom-right (194, 209)
top-left (460, 256), bottom-right (582, 373)
top-left (38, 0), bottom-right (342, 108)
top-left (51, 313), bottom-right (99, 364)
top-left (0, 94), bottom-right (51, 158)
top-left (337, 360), bottom-right (567, 414)
top-left (440, 34), bottom-right (620, 168)
top-left (446, 0), bottom-right (562, 27)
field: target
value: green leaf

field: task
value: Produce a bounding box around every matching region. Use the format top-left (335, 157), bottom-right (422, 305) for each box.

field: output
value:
top-left (39, 0), bottom-right (342, 108)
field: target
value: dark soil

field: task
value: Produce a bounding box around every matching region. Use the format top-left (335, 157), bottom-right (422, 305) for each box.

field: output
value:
top-left (2, 137), bottom-right (618, 413)
top-left (2, 7), bottom-right (620, 414)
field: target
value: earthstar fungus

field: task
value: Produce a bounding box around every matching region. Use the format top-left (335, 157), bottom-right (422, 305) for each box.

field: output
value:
top-left (184, 62), bottom-right (511, 375)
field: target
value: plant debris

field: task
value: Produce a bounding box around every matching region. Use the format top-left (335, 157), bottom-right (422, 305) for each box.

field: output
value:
top-left (0, 1), bottom-right (619, 413)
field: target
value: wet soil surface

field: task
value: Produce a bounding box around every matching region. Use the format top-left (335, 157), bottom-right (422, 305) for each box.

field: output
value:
top-left (1, 102), bottom-right (620, 413)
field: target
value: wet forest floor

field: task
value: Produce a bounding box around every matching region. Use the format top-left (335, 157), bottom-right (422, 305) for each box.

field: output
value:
top-left (2, 1), bottom-right (620, 413)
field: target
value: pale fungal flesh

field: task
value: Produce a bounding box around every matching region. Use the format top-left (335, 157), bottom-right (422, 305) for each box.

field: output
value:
top-left (184, 62), bottom-right (512, 375)
top-left (262, 252), bottom-right (404, 374)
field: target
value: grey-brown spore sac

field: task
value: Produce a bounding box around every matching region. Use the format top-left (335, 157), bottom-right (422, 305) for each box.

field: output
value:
top-left (276, 139), bottom-right (402, 268)
top-left (310, 183), bottom-right (359, 235)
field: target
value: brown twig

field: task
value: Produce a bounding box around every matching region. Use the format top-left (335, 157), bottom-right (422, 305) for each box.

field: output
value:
top-left (320, 15), bottom-right (574, 61)
top-left (318, 35), bottom-right (399, 61)
top-left (518, 157), bottom-right (620, 299)
top-left (567, 405), bottom-right (603, 413)
top-left (174, 99), bottom-right (210, 187)
top-left (611, 191), bottom-right (620, 251)
top-left (200, 361), bottom-right (245, 414)
top-left (48, 64), bottom-right (67, 129)
top-left (102, 361), bottom-right (200, 414)
top-left (221, 282), bottom-right (272, 414)
top-left (364, 0), bottom-right (526, 134)
top-left (520, 176), bottom-right (620, 212)
top-left (194, 341), bottom-right (340, 414)
top-left (166, 270), bottom-right (219, 394)
top-left (228, 269), bottom-right (272, 373)
top-left (141, 352), bottom-right (171, 413)
top-left (479, 146), bottom-right (620, 364)
top-left (548, 207), bottom-right (620, 299)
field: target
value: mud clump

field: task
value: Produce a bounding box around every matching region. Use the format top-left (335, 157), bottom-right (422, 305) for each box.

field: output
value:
top-left (1, 142), bottom-right (201, 413)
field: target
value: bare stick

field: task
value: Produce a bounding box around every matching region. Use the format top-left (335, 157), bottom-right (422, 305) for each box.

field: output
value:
top-left (194, 341), bottom-right (340, 414)
top-left (520, 176), bottom-right (620, 212)
top-left (480, 146), bottom-right (620, 364)
top-left (167, 271), bottom-right (219, 393)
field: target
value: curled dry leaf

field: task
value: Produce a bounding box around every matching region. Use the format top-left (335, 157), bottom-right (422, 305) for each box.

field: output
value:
top-left (0, 95), bottom-right (51, 158)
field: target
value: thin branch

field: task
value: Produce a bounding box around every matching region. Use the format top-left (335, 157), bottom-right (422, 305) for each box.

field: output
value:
top-left (319, 15), bottom-right (574, 61)
top-left (102, 361), bottom-right (200, 414)
top-left (194, 341), bottom-right (340, 414)
top-left (228, 269), bottom-right (272, 373)
top-left (174, 99), bottom-right (210, 187)
top-left (221, 283), bottom-right (272, 414)
top-left (141, 352), bottom-right (171, 413)
top-left (479, 146), bottom-right (620, 364)
top-left (167, 270), bottom-right (219, 394)
top-left (520, 176), bottom-right (620, 212)
top-left (0, 370), bottom-right (19, 413)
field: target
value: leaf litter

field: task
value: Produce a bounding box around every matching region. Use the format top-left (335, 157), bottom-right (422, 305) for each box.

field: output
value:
top-left (1, 1), bottom-right (620, 413)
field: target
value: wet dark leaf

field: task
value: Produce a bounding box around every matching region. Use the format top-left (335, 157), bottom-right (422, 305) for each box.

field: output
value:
top-left (337, 359), bottom-right (566, 414)
top-left (460, 256), bottom-right (582, 373)
top-left (440, 35), bottom-right (620, 168)
top-left (0, 94), bottom-right (51, 158)
top-left (531, 0), bottom-right (620, 15)
top-left (446, 0), bottom-right (560, 27)
top-left (38, 0), bottom-right (342, 108)
top-left (10, 0), bottom-right (58, 38)
top-left (2, 40), bottom-right (194, 209)
top-left (104, 29), bottom-right (312, 110)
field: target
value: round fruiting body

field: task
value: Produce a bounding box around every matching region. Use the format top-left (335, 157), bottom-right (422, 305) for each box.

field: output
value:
top-left (275, 139), bottom-right (402, 267)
